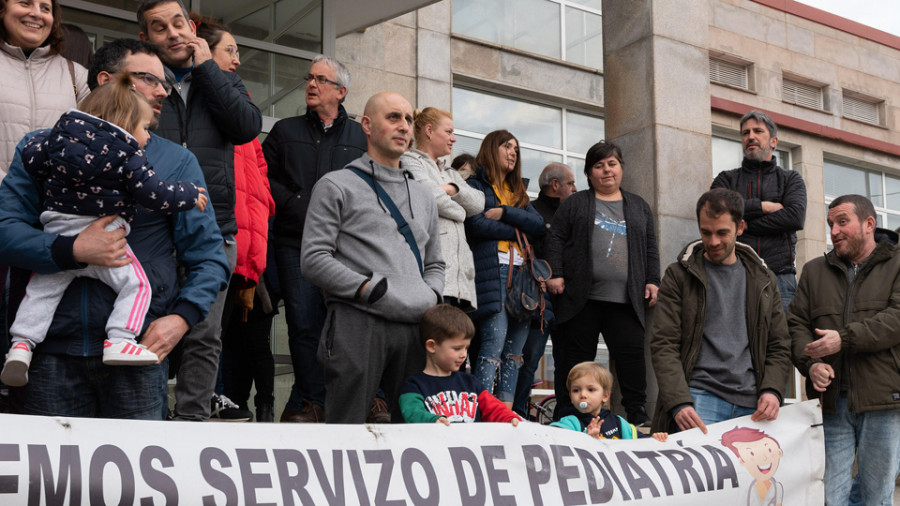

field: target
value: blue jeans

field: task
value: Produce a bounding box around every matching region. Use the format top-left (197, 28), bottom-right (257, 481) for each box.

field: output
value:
top-left (775, 273), bottom-right (796, 312)
top-left (689, 387), bottom-right (755, 425)
top-left (26, 353), bottom-right (165, 419)
top-left (474, 264), bottom-right (531, 402)
top-left (275, 245), bottom-right (326, 411)
top-left (823, 395), bottom-right (900, 506)
top-left (513, 324), bottom-right (549, 416)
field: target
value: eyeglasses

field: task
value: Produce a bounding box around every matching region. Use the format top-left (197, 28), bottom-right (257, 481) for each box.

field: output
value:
top-left (221, 45), bottom-right (240, 60)
top-left (130, 72), bottom-right (172, 95)
top-left (303, 74), bottom-right (342, 87)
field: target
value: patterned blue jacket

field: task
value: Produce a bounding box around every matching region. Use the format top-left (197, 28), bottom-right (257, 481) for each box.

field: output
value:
top-left (24, 109), bottom-right (200, 222)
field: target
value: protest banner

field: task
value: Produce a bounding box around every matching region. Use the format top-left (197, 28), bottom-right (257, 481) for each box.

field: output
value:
top-left (0, 400), bottom-right (823, 505)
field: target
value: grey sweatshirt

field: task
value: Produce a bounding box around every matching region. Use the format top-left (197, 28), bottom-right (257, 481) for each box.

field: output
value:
top-left (301, 153), bottom-right (445, 323)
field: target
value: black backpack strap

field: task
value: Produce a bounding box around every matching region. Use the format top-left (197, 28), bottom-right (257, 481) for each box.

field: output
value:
top-left (348, 167), bottom-right (424, 277)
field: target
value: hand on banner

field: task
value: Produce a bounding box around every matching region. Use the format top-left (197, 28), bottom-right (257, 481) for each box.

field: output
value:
top-left (674, 406), bottom-right (708, 434)
top-left (651, 432), bottom-right (669, 442)
top-left (586, 416), bottom-right (602, 439)
top-left (510, 417), bottom-right (520, 427)
top-left (809, 362), bottom-right (834, 392)
top-left (751, 392), bottom-right (780, 422)
top-left (436, 417), bottom-right (450, 426)
top-left (805, 328), bottom-right (842, 358)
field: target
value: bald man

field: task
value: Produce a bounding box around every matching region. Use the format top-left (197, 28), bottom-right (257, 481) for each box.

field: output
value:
top-left (301, 92), bottom-right (445, 423)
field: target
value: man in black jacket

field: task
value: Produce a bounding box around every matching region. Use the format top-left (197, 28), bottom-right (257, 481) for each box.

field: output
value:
top-left (262, 55), bottom-right (367, 423)
top-left (138, 0), bottom-right (262, 421)
top-left (512, 162), bottom-right (575, 418)
top-left (711, 110), bottom-right (806, 311)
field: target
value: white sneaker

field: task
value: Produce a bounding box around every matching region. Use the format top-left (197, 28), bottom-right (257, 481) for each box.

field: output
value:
top-left (1, 342), bottom-right (33, 387)
top-left (102, 340), bottom-right (158, 366)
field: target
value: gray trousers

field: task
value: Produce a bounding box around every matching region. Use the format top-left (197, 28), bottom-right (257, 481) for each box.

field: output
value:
top-left (12, 213), bottom-right (148, 346)
top-left (319, 302), bottom-right (424, 423)
top-left (172, 241), bottom-right (236, 421)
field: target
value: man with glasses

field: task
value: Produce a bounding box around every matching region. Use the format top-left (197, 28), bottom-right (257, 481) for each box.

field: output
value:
top-left (0, 39), bottom-right (229, 419)
top-left (137, 0), bottom-right (262, 421)
top-left (262, 55), bottom-right (366, 423)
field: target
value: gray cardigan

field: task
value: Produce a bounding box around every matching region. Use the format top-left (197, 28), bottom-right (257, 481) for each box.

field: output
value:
top-left (545, 189), bottom-right (660, 327)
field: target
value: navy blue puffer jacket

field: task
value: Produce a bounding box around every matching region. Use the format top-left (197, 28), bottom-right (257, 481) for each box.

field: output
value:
top-left (464, 168), bottom-right (544, 321)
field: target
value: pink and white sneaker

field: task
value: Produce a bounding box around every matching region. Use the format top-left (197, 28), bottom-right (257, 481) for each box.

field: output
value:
top-left (1, 342), bottom-right (33, 387)
top-left (102, 340), bottom-right (158, 366)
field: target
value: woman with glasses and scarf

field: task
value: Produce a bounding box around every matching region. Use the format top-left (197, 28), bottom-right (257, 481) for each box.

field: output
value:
top-left (194, 13), bottom-right (276, 422)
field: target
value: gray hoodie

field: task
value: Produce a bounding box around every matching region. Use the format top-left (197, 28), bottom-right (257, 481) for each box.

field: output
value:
top-left (301, 153), bottom-right (445, 323)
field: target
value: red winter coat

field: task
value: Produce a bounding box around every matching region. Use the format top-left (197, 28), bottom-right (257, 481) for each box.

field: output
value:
top-left (233, 138), bottom-right (275, 285)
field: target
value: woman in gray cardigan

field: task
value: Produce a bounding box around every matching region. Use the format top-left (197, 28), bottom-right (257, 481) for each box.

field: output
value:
top-left (545, 141), bottom-right (660, 426)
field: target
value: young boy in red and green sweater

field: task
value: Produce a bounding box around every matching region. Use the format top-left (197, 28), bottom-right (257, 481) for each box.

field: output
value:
top-left (399, 305), bottom-right (521, 425)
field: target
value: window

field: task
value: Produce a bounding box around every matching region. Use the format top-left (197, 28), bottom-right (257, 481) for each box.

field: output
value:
top-left (451, 87), bottom-right (604, 192)
top-left (842, 90), bottom-right (884, 126)
top-left (453, 0), bottom-right (603, 69)
top-left (709, 53), bottom-right (752, 91)
top-left (825, 160), bottom-right (900, 231)
top-left (711, 136), bottom-right (792, 178)
top-left (783, 75), bottom-right (826, 111)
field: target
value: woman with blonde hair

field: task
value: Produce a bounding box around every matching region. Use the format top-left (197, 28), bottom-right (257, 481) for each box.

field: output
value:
top-left (401, 107), bottom-right (484, 312)
top-left (464, 129), bottom-right (544, 407)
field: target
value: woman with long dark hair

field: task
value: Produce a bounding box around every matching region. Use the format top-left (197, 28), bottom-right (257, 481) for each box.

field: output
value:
top-left (465, 129), bottom-right (544, 407)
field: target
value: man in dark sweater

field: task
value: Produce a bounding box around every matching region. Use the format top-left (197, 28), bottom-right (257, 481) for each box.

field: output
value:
top-left (711, 110), bottom-right (806, 311)
top-left (513, 163), bottom-right (575, 417)
top-left (137, 0), bottom-right (262, 421)
top-left (650, 189), bottom-right (792, 434)
top-left (262, 55), bottom-right (367, 423)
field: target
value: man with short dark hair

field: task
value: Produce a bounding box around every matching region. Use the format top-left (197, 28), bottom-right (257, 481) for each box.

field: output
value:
top-left (301, 91), bottom-right (444, 424)
top-left (137, 0), bottom-right (262, 421)
top-left (0, 38), bottom-right (229, 419)
top-left (650, 188), bottom-right (792, 434)
top-left (788, 194), bottom-right (900, 505)
top-left (711, 110), bottom-right (806, 310)
top-left (263, 54), bottom-right (366, 423)
top-left (513, 162), bottom-right (575, 417)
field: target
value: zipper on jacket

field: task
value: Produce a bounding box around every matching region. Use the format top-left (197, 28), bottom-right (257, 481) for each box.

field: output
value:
top-left (25, 59), bottom-right (36, 130)
top-left (842, 261), bottom-right (862, 412)
top-left (81, 283), bottom-right (90, 357)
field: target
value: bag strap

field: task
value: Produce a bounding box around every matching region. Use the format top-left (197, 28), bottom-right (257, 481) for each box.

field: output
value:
top-left (66, 59), bottom-right (77, 98)
top-left (348, 167), bottom-right (424, 277)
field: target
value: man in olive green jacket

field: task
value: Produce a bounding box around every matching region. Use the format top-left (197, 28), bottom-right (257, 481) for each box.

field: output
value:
top-left (650, 189), bottom-right (792, 434)
top-left (788, 194), bottom-right (900, 506)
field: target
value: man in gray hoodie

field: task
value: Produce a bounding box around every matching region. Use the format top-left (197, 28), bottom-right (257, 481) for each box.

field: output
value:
top-left (301, 92), bottom-right (445, 423)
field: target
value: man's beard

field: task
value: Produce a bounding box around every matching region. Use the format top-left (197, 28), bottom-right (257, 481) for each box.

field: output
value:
top-left (744, 145), bottom-right (772, 162)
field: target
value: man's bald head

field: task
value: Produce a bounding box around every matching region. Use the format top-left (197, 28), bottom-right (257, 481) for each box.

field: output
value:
top-left (361, 92), bottom-right (414, 168)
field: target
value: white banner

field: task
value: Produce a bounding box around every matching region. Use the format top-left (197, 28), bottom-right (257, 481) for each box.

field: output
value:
top-left (0, 400), bottom-right (823, 505)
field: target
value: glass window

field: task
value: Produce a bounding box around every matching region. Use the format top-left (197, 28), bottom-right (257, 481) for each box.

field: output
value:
top-left (452, 87), bottom-right (601, 192)
top-left (203, 0), bottom-right (322, 53)
top-left (565, 6), bottom-right (602, 69)
top-left (453, 0), bottom-right (601, 69)
top-left (824, 161), bottom-right (871, 200)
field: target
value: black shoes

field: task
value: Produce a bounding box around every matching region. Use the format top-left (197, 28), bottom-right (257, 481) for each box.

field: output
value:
top-left (626, 406), bottom-right (652, 428)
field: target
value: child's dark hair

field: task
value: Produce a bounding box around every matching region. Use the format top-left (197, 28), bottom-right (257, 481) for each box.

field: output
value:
top-left (77, 72), bottom-right (152, 137)
top-left (566, 361), bottom-right (613, 393)
top-left (419, 304), bottom-right (475, 347)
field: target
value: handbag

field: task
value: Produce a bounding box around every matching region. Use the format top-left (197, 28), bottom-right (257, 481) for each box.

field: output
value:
top-left (504, 228), bottom-right (552, 330)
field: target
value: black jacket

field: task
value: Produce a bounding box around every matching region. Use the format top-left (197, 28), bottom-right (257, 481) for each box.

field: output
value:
top-left (263, 105), bottom-right (367, 249)
top-left (531, 190), bottom-right (559, 260)
top-left (711, 157), bottom-right (806, 274)
top-left (156, 59), bottom-right (262, 237)
top-left (545, 189), bottom-right (660, 327)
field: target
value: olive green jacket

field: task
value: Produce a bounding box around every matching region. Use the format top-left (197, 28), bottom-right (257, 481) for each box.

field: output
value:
top-left (788, 239), bottom-right (900, 414)
top-left (650, 241), bottom-right (793, 432)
